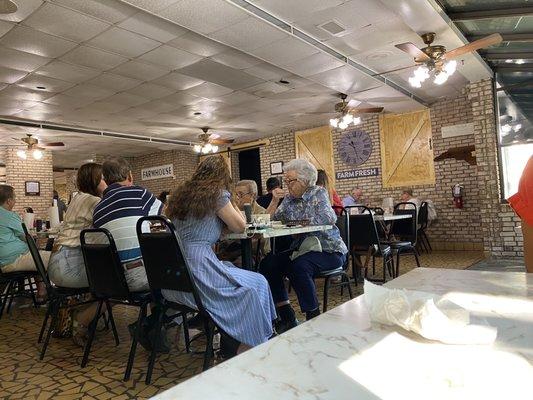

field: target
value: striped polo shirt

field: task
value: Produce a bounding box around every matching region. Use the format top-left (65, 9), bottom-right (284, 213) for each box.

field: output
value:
top-left (93, 183), bottom-right (162, 264)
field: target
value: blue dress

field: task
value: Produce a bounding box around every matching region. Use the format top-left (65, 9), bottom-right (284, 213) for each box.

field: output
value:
top-left (162, 191), bottom-right (276, 347)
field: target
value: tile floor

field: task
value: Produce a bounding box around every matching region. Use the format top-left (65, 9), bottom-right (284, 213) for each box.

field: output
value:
top-left (0, 251), bottom-right (487, 400)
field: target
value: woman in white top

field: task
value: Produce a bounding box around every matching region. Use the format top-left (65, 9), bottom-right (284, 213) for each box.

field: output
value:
top-left (48, 163), bottom-right (106, 345)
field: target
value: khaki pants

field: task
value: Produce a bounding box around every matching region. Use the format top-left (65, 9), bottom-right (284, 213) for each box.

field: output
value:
top-left (523, 220), bottom-right (533, 273)
top-left (1, 250), bottom-right (50, 274)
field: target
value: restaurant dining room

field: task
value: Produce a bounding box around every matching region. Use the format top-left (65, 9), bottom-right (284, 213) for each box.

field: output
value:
top-left (0, 0), bottom-right (532, 399)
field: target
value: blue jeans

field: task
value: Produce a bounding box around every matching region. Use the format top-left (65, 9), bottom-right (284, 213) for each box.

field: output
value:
top-left (259, 251), bottom-right (345, 312)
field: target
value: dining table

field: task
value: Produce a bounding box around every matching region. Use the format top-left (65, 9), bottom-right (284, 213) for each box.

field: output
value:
top-left (152, 267), bottom-right (533, 400)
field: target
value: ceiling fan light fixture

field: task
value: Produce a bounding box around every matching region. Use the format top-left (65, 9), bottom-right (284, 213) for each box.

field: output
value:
top-left (342, 113), bottom-right (354, 124)
top-left (329, 118), bottom-right (338, 128)
top-left (413, 66), bottom-right (430, 82)
top-left (444, 60), bottom-right (457, 76)
top-left (17, 149), bottom-right (27, 159)
top-left (516, 59), bottom-right (525, 65)
top-left (408, 76), bottom-right (422, 88)
top-left (211, 145), bottom-right (219, 153)
top-left (353, 117), bottom-right (362, 125)
top-left (338, 120), bottom-right (348, 130)
top-left (32, 149), bottom-right (43, 160)
top-left (193, 144), bottom-right (202, 153)
top-left (434, 71), bottom-right (448, 85)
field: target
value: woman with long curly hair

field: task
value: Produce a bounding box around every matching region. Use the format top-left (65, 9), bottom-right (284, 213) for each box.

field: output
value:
top-left (163, 155), bottom-right (276, 356)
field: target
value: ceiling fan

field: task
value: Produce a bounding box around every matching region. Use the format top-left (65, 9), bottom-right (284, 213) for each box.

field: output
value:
top-left (8, 134), bottom-right (65, 160)
top-left (380, 32), bottom-right (503, 87)
top-left (329, 93), bottom-right (384, 130)
top-left (194, 127), bottom-right (234, 154)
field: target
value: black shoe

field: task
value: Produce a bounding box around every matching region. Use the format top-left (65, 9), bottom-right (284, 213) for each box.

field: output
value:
top-left (275, 318), bottom-right (299, 334)
top-left (128, 323), bottom-right (152, 351)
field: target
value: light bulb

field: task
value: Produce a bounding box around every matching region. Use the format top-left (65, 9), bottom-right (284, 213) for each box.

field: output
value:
top-left (516, 59), bottom-right (525, 64)
top-left (501, 124), bottom-right (512, 133)
top-left (505, 59), bottom-right (513, 63)
top-left (342, 114), bottom-right (353, 124)
top-left (444, 60), bottom-right (457, 76)
top-left (414, 66), bottom-right (430, 81)
top-left (211, 145), bottom-right (219, 153)
top-left (17, 149), bottom-right (27, 159)
top-left (434, 71), bottom-right (448, 85)
top-left (201, 146), bottom-right (209, 154)
top-left (330, 118), bottom-right (338, 128)
top-left (353, 117), bottom-right (361, 125)
top-left (193, 144), bottom-right (202, 153)
top-left (32, 149), bottom-right (43, 160)
top-left (513, 124), bottom-right (522, 132)
top-left (408, 76), bottom-right (421, 88)
top-left (338, 121), bottom-right (348, 130)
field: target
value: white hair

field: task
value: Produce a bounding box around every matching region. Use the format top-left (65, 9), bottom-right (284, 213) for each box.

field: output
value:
top-left (236, 179), bottom-right (258, 196)
top-left (283, 159), bottom-right (318, 187)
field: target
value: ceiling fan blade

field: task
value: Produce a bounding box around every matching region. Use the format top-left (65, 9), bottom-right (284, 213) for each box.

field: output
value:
top-left (210, 138), bottom-right (235, 145)
top-left (443, 33), bottom-right (503, 60)
top-left (39, 142), bottom-right (65, 147)
top-left (372, 64), bottom-right (417, 76)
top-left (351, 107), bottom-right (384, 114)
top-left (395, 42), bottom-right (430, 62)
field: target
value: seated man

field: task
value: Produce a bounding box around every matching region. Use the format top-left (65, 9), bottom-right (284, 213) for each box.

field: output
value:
top-left (257, 177), bottom-right (281, 209)
top-left (260, 159), bottom-right (347, 331)
top-left (92, 157), bottom-right (162, 292)
top-left (342, 187), bottom-right (363, 207)
top-left (399, 188), bottom-right (421, 211)
top-left (218, 180), bottom-right (270, 266)
top-left (0, 185), bottom-right (50, 282)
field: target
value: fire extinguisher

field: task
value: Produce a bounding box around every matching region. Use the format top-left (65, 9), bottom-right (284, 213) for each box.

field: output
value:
top-left (452, 184), bottom-right (464, 208)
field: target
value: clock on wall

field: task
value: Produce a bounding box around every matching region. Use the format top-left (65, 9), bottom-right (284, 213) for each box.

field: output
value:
top-left (338, 129), bottom-right (373, 166)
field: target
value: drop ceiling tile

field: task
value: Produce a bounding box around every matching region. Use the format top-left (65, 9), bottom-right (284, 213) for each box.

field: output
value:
top-left (138, 99), bottom-right (180, 113)
top-left (114, 107), bottom-right (160, 119)
top-left (167, 31), bottom-right (230, 57)
top-left (308, 65), bottom-right (377, 94)
top-left (242, 63), bottom-right (289, 80)
top-left (0, 67), bottom-right (28, 84)
top-left (0, 85), bottom-right (54, 102)
top-left (87, 73), bottom-right (142, 91)
top-left (126, 83), bottom-right (175, 100)
top-left (79, 101), bottom-right (131, 113)
top-left (241, 81), bottom-right (290, 98)
top-left (209, 17), bottom-right (288, 52)
top-left (139, 45), bottom-right (202, 70)
top-left (0, 98), bottom-right (40, 109)
top-left (282, 52), bottom-right (345, 77)
top-left (151, 72), bottom-right (203, 91)
top-left (110, 60), bottom-right (169, 81)
top-left (88, 27), bottom-right (160, 58)
top-left (118, 0), bottom-right (180, 13)
top-left (50, 0), bottom-right (136, 24)
top-left (35, 61), bottom-right (101, 83)
top-left (24, 3), bottom-right (111, 42)
top-left (105, 92), bottom-right (150, 107)
top-left (217, 91), bottom-right (262, 106)
top-left (185, 82), bottom-right (233, 99)
top-left (118, 12), bottom-right (188, 43)
top-left (0, 20), bottom-right (14, 37)
top-left (16, 74), bottom-right (75, 92)
top-left (158, 0), bottom-right (248, 35)
top-left (0, 47), bottom-right (50, 72)
top-left (61, 46), bottom-right (128, 71)
top-left (0, 0), bottom-right (43, 23)
top-left (25, 102), bottom-right (64, 114)
top-left (44, 94), bottom-right (94, 108)
top-left (250, 37), bottom-right (319, 66)
top-left (251, 0), bottom-right (344, 23)
top-left (160, 91), bottom-right (204, 106)
top-left (209, 49), bottom-right (263, 70)
top-left (63, 83), bottom-right (116, 100)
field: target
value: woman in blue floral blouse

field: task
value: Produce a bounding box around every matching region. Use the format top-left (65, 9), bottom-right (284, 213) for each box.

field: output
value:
top-left (260, 159), bottom-right (347, 332)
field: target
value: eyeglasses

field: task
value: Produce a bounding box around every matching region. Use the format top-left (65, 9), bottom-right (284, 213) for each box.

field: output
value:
top-left (236, 191), bottom-right (253, 198)
top-left (284, 178), bottom-right (299, 186)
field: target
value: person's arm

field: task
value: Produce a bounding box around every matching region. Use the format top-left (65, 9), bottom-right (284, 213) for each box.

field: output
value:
top-left (311, 188), bottom-right (337, 225)
top-left (266, 188), bottom-right (285, 216)
top-left (217, 201), bottom-right (246, 233)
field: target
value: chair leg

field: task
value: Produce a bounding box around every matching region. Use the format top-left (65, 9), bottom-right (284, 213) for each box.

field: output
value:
top-left (395, 251), bottom-right (401, 278)
top-left (382, 257), bottom-right (387, 283)
top-left (372, 256), bottom-right (376, 275)
top-left (105, 300), bottom-right (119, 346)
top-left (40, 300), bottom-right (59, 360)
top-left (0, 280), bottom-right (13, 318)
top-left (202, 321), bottom-right (214, 371)
top-left (6, 279), bottom-right (18, 314)
top-left (81, 300), bottom-right (103, 368)
top-left (38, 302), bottom-right (52, 343)
top-left (413, 247), bottom-right (421, 268)
top-left (343, 273), bottom-right (354, 299)
top-left (182, 313), bottom-right (191, 354)
top-left (323, 276), bottom-right (331, 312)
top-left (145, 306), bottom-right (166, 385)
top-left (124, 302), bottom-right (147, 382)
top-left (28, 276), bottom-right (38, 308)
top-left (425, 232), bottom-right (432, 252)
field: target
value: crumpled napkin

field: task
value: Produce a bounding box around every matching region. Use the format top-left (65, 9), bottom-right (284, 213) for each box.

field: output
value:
top-left (364, 280), bottom-right (497, 345)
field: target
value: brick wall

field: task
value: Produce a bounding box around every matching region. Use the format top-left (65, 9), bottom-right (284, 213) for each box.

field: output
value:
top-left (259, 132), bottom-right (296, 193)
top-left (3, 147), bottom-right (54, 219)
top-left (64, 170), bottom-right (77, 202)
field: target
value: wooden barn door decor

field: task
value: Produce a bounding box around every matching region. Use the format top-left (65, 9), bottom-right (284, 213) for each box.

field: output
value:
top-left (379, 109), bottom-right (435, 188)
top-left (294, 126), bottom-right (336, 186)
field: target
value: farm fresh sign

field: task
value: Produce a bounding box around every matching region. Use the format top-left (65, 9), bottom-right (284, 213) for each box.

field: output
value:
top-left (336, 168), bottom-right (379, 180)
top-left (141, 164), bottom-right (174, 181)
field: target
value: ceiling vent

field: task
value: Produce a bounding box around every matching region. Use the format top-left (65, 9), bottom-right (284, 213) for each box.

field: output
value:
top-left (318, 20), bottom-right (346, 37)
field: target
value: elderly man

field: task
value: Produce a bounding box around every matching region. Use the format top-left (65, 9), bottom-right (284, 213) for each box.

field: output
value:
top-left (0, 185), bottom-right (51, 274)
top-left (261, 159), bottom-right (347, 331)
top-left (218, 180), bottom-right (270, 265)
top-left (342, 187), bottom-right (363, 207)
top-left (400, 188), bottom-right (421, 211)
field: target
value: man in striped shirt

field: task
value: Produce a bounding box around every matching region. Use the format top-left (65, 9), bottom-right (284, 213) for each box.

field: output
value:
top-left (93, 157), bottom-right (163, 292)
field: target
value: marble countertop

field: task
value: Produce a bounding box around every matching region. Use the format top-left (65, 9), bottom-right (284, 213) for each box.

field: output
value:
top-left (152, 268), bottom-right (533, 400)
top-left (224, 224), bottom-right (333, 240)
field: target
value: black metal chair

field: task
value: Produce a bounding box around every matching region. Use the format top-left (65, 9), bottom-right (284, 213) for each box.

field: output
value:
top-left (0, 269), bottom-right (39, 318)
top-left (386, 202), bottom-right (421, 277)
top-left (346, 206), bottom-right (395, 283)
top-left (417, 201), bottom-right (432, 253)
top-left (315, 207), bottom-right (354, 312)
top-left (79, 228), bottom-right (151, 378)
top-left (136, 216), bottom-right (218, 384)
top-left (21, 223), bottom-right (91, 360)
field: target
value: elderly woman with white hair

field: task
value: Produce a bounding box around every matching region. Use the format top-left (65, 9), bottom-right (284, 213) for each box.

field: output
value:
top-left (261, 159), bottom-right (347, 332)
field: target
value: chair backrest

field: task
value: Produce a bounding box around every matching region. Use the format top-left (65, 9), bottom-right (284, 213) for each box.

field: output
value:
top-left (334, 207), bottom-right (350, 267)
top-left (371, 207), bottom-right (385, 215)
top-left (136, 216), bottom-right (207, 314)
top-left (80, 228), bottom-right (131, 300)
top-left (391, 202), bottom-right (418, 244)
top-left (345, 206), bottom-right (381, 250)
top-left (419, 201), bottom-right (429, 228)
top-left (22, 223), bottom-right (53, 293)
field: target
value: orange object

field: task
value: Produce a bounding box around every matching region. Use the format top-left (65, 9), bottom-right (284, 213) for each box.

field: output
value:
top-left (508, 156), bottom-right (533, 226)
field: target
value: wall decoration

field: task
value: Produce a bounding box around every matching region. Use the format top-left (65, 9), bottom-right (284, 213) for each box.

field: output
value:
top-left (338, 129), bottom-right (373, 166)
top-left (270, 161), bottom-right (283, 175)
top-left (25, 181), bottom-right (40, 196)
top-left (336, 168), bottom-right (379, 180)
top-left (295, 125), bottom-right (336, 185)
top-left (141, 164), bottom-right (174, 181)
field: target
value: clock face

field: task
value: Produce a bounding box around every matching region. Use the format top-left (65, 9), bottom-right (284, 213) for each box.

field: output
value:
top-left (338, 129), bottom-right (373, 166)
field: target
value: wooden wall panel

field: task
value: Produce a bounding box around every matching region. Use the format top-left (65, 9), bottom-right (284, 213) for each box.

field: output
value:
top-left (379, 109), bottom-right (435, 188)
top-left (294, 126), bottom-right (335, 185)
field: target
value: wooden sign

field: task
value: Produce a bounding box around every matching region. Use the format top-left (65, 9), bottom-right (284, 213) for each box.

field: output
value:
top-left (141, 164), bottom-right (174, 181)
top-left (336, 168), bottom-right (379, 180)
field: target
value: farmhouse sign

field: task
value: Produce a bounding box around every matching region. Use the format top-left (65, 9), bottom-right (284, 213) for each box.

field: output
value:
top-left (336, 168), bottom-right (379, 180)
top-left (141, 164), bottom-right (174, 181)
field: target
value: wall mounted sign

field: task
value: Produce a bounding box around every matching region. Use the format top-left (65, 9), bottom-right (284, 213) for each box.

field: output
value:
top-left (141, 164), bottom-right (174, 181)
top-left (441, 122), bottom-right (474, 138)
top-left (25, 181), bottom-right (40, 196)
top-left (270, 161), bottom-right (283, 175)
top-left (338, 129), bottom-right (373, 166)
top-left (336, 168), bottom-right (379, 180)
